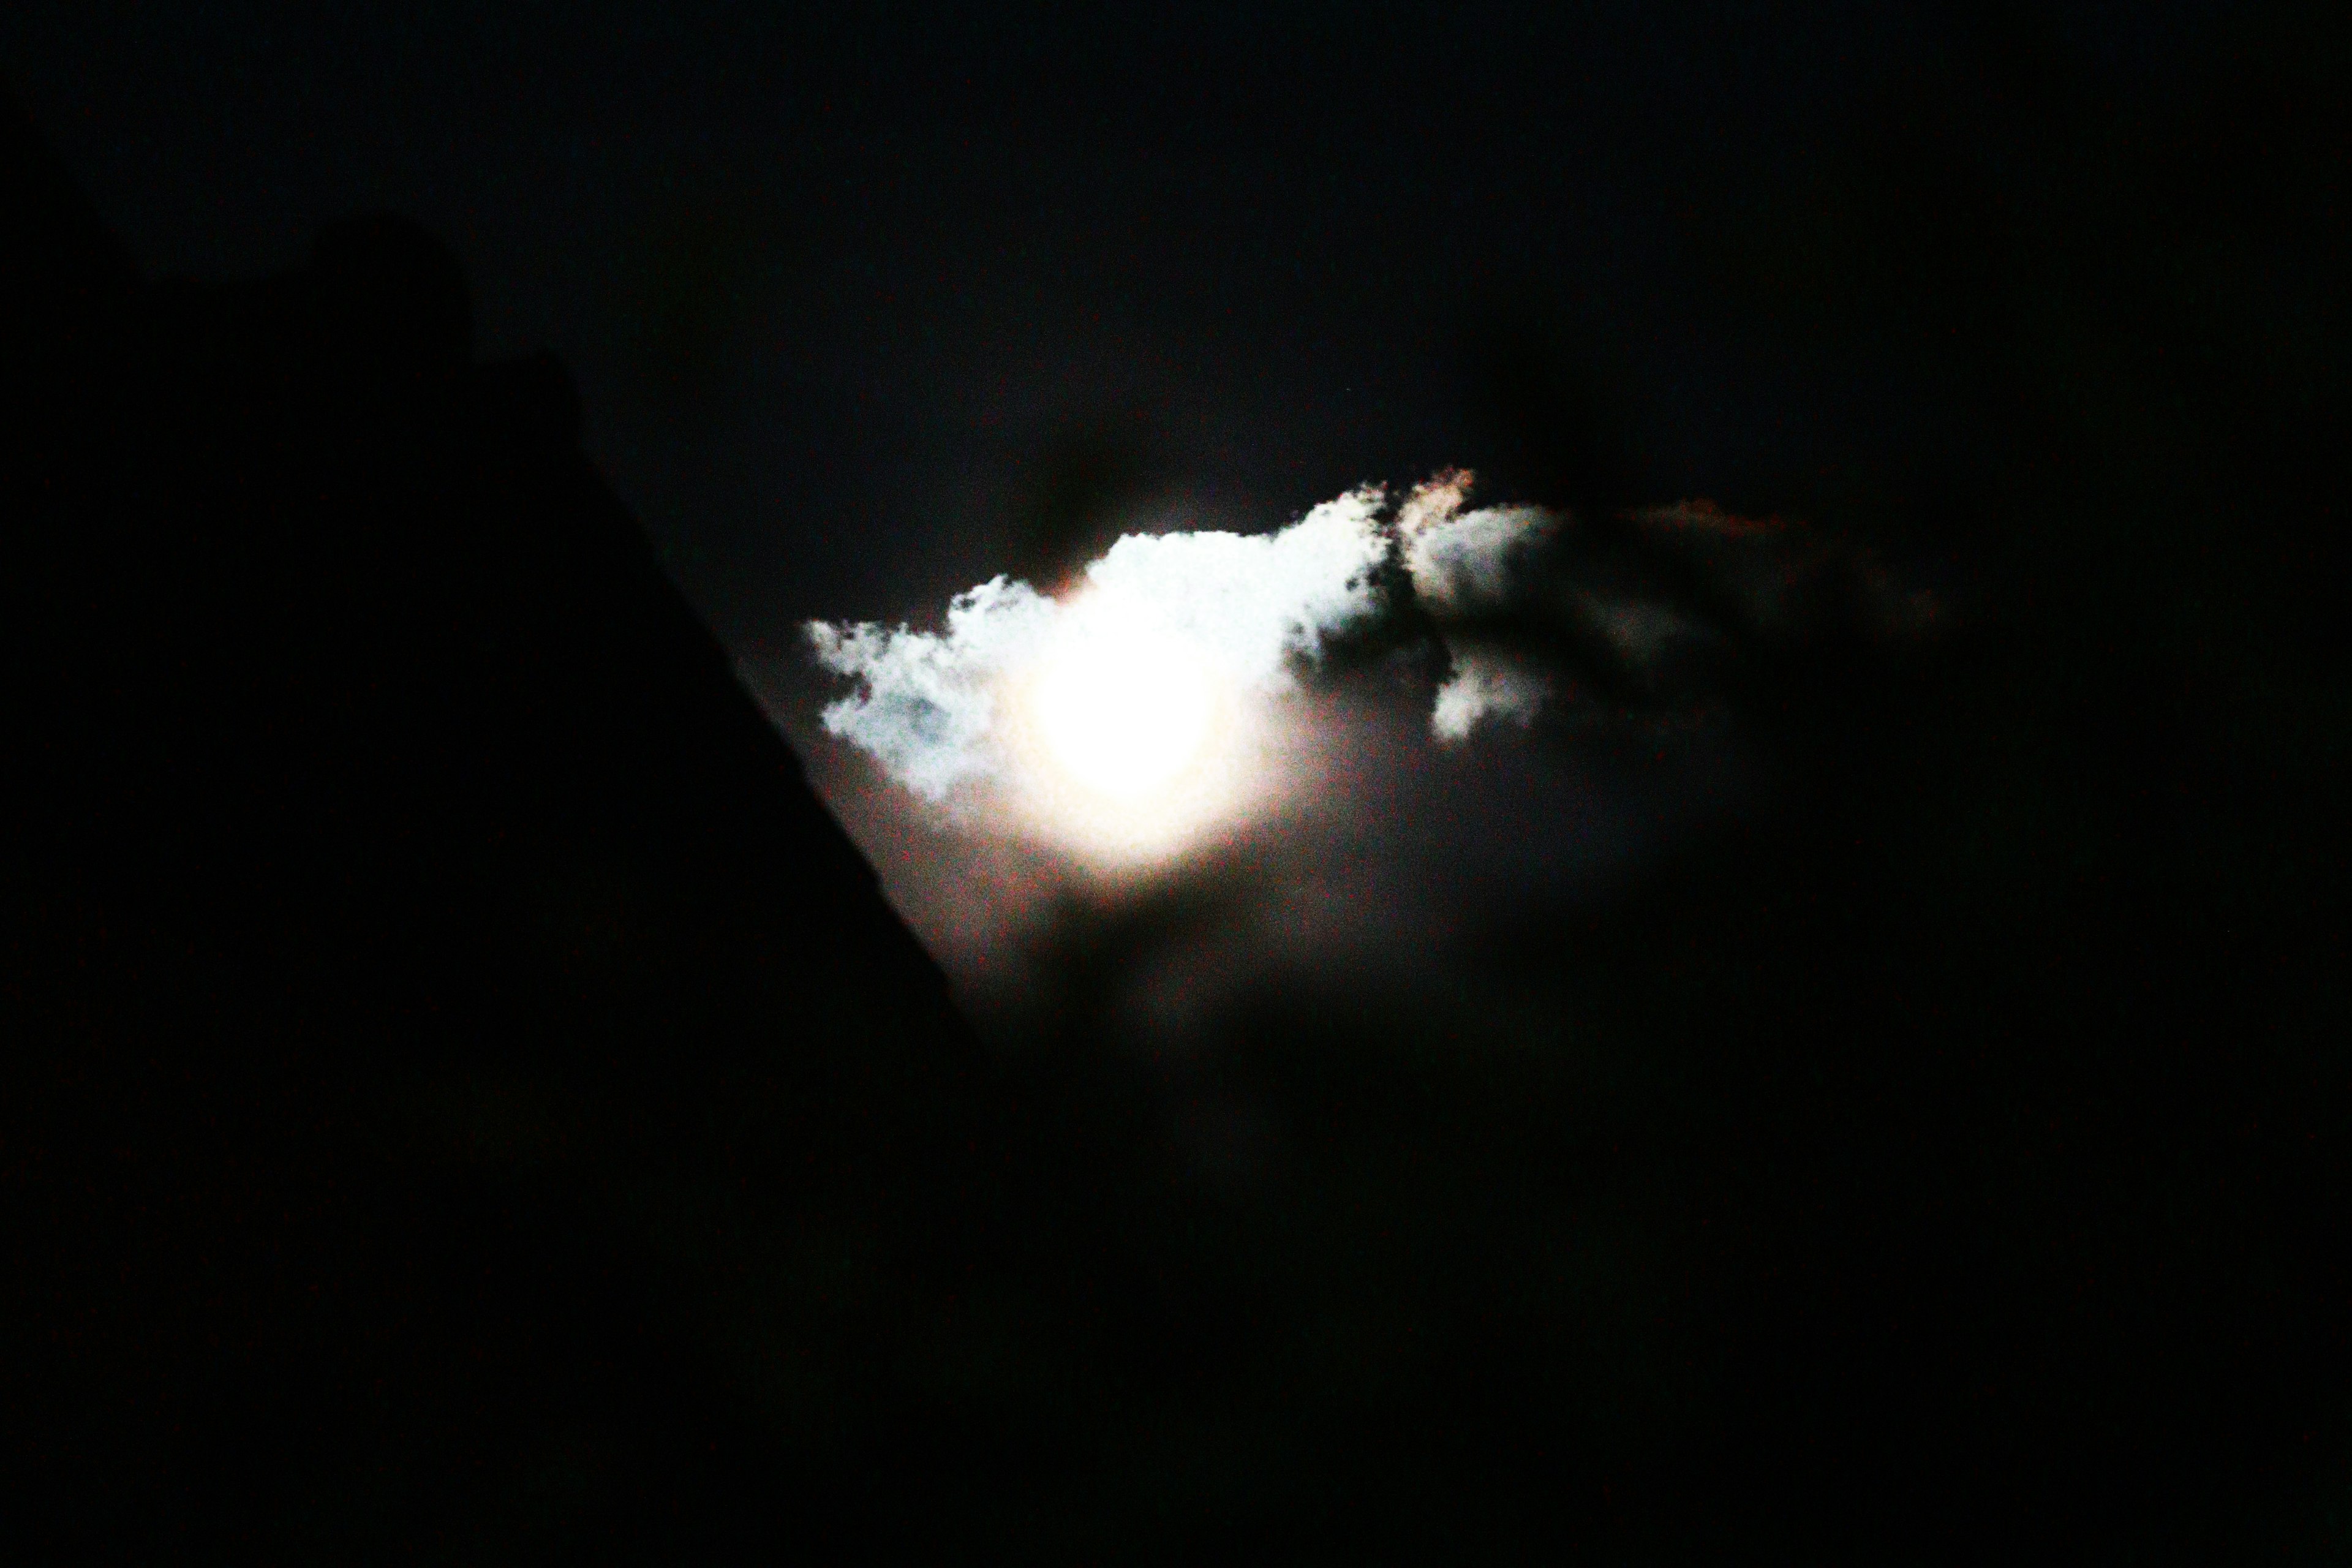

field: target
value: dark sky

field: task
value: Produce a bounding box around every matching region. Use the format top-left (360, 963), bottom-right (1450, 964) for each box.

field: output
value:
top-left (2, 0), bottom-right (2220, 646)
top-left (0, 0), bottom-right (2255, 1000)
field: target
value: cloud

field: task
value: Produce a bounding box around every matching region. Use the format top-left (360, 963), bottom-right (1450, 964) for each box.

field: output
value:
top-left (807, 575), bottom-right (1060, 800)
top-left (808, 488), bottom-right (1391, 801)
top-left (1398, 471), bottom-right (1560, 616)
top-left (1431, 649), bottom-right (1553, 741)
top-left (1082, 488), bottom-right (1392, 685)
top-left (1396, 470), bottom-right (1567, 741)
top-left (818, 473), bottom-right (1823, 794)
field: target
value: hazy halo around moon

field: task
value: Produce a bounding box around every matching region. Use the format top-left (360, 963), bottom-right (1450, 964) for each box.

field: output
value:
top-left (805, 485), bottom-right (1396, 866)
top-left (805, 477), bottom-right (1706, 870)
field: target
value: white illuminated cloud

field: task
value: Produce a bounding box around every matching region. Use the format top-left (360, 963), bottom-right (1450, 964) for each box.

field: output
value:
top-left (1084, 486), bottom-right (1391, 687)
top-left (1396, 471), bottom-right (1567, 741)
top-left (810, 476), bottom-right (1631, 829)
top-left (807, 488), bottom-right (1390, 808)
top-left (807, 575), bottom-right (1060, 801)
top-left (1431, 649), bottom-right (1553, 742)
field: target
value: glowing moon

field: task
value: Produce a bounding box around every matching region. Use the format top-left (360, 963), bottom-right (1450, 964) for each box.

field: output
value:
top-left (1005, 594), bottom-right (1265, 863)
top-left (1030, 618), bottom-right (1216, 800)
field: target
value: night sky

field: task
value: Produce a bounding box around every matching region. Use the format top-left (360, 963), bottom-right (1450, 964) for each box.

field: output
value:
top-left (8, 1), bottom-right (2350, 1557)
top-left (0, 0), bottom-right (2214, 965)
top-left (2, 1), bottom-right (2214, 635)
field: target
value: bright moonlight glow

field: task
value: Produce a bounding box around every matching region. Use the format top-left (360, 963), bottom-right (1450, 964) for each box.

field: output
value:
top-left (1031, 619), bottom-right (1216, 800)
top-left (1002, 595), bottom-right (1264, 863)
top-left (807, 488), bottom-right (1400, 864)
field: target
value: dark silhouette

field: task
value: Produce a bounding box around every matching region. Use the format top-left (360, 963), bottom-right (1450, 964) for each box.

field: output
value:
top-left (0, 85), bottom-right (1019, 1558)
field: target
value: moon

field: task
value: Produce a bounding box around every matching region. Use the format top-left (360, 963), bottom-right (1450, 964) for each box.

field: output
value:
top-left (1008, 594), bottom-right (1257, 862)
top-left (1030, 617), bottom-right (1216, 799)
